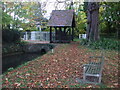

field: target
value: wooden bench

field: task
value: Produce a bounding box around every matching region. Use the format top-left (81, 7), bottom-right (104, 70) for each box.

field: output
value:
top-left (83, 56), bottom-right (104, 83)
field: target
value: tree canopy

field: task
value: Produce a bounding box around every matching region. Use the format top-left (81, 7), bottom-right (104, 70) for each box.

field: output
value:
top-left (2, 1), bottom-right (119, 39)
top-left (2, 1), bottom-right (47, 31)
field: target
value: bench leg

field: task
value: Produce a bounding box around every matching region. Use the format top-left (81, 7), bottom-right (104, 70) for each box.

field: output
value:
top-left (83, 74), bottom-right (86, 81)
top-left (98, 74), bottom-right (102, 83)
top-left (83, 67), bottom-right (86, 81)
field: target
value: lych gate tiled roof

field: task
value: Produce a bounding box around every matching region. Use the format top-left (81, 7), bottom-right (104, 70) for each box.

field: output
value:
top-left (47, 10), bottom-right (75, 27)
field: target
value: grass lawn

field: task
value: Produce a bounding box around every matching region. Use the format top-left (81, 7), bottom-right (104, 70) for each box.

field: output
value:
top-left (2, 41), bottom-right (119, 88)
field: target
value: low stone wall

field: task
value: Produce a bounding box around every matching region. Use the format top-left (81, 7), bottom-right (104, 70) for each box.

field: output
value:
top-left (2, 43), bottom-right (23, 56)
top-left (22, 43), bottom-right (55, 53)
top-left (3, 43), bottom-right (55, 56)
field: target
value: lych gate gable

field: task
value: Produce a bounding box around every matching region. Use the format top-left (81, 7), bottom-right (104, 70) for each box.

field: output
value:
top-left (47, 10), bottom-right (75, 43)
top-left (47, 10), bottom-right (75, 27)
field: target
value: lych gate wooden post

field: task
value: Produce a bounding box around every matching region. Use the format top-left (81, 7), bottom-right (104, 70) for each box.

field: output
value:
top-left (72, 27), bottom-right (74, 41)
top-left (59, 27), bottom-right (62, 42)
top-left (50, 26), bottom-right (52, 43)
top-left (54, 27), bottom-right (57, 40)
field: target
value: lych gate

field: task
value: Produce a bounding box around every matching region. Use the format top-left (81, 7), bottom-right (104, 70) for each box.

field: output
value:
top-left (47, 10), bottom-right (75, 43)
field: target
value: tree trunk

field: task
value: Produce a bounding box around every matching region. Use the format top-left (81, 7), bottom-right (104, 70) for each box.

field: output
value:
top-left (87, 2), bottom-right (100, 41)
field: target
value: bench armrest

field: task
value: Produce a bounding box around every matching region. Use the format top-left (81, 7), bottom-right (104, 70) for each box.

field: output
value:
top-left (89, 56), bottom-right (103, 58)
top-left (83, 64), bottom-right (101, 67)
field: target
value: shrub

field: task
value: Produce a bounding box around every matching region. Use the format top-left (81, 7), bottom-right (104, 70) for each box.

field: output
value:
top-left (80, 39), bottom-right (89, 45)
top-left (12, 29), bottom-right (21, 42)
top-left (2, 29), bottom-right (21, 43)
top-left (80, 38), bottom-right (120, 50)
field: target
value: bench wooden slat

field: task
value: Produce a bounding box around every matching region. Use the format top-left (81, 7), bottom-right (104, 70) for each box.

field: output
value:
top-left (83, 55), bottom-right (104, 83)
top-left (85, 66), bottom-right (101, 74)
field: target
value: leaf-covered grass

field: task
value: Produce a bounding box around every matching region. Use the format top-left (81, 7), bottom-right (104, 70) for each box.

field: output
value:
top-left (2, 42), bottom-right (119, 88)
top-left (73, 38), bottom-right (81, 42)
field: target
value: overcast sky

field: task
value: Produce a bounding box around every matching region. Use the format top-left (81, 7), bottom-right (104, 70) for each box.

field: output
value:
top-left (41, 0), bottom-right (57, 19)
top-left (41, 0), bottom-right (70, 19)
top-left (40, 0), bottom-right (83, 19)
